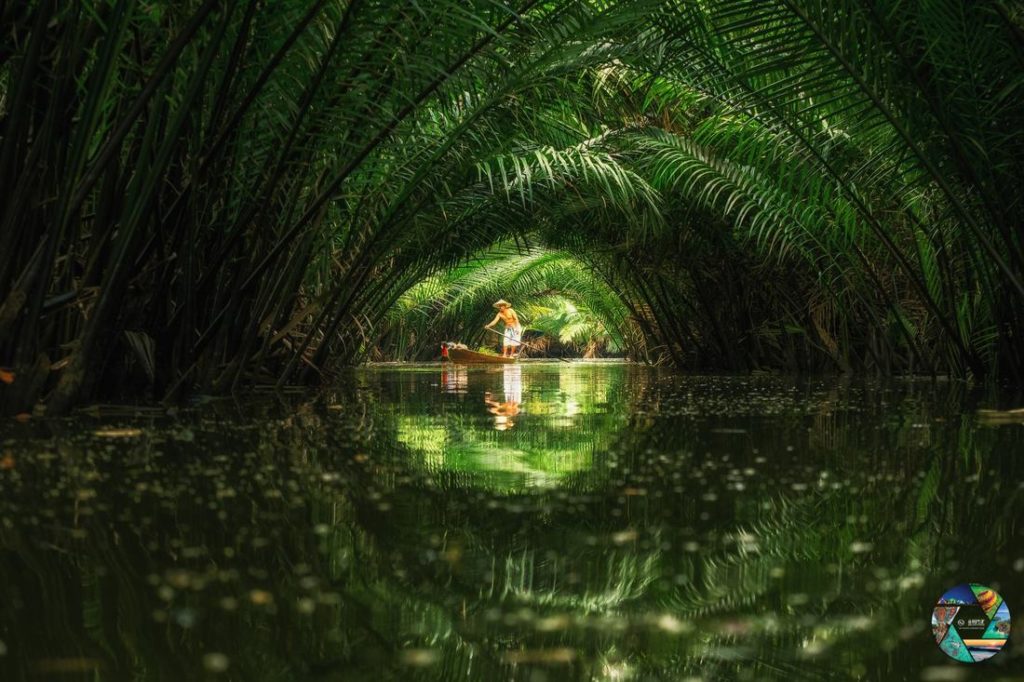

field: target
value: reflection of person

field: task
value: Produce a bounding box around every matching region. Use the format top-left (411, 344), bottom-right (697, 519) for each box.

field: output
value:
top-left (484, 391), bottom-right (520, 430)
top-left (503, 364), bottom-right (522, 404)
top-left (484, 364), bottom-right (523, 430)
top-left (484, 299), bottom-right (522, 358)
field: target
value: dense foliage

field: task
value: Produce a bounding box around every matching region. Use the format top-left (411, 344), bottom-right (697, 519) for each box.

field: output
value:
top-left (380, 245), bottom-right (632, 360)
top-left (2, 0), bottom-right (1022, 412)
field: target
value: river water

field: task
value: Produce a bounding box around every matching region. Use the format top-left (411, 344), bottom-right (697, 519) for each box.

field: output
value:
top-left (0, 362), bottom-right (1021, 680)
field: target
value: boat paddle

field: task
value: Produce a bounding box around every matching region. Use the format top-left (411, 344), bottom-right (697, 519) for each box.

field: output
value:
top-left (484, 327), bottom-right (571, 363)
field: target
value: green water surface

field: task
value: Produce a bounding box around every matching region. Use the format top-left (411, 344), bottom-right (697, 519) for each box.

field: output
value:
top-left (0, 362), bottom-right (1022, 681)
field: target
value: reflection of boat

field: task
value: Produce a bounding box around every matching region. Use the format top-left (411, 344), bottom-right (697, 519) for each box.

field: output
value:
top-left (447, 348), bottom-right (517, 364)
top-left (440, 366), bottom-right (468, 393)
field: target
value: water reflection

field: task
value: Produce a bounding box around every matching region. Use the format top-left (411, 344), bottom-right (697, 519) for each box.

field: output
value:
top-left (484, 365), bottom-right (522, 430)
top-left (440, 365), bottom-right (467, 394)
top-left (0, 365), bottom-right (1022, 681)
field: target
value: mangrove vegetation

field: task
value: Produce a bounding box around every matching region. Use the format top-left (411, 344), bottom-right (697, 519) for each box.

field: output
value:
top-left (2, 0), bottom-right (1024, 414)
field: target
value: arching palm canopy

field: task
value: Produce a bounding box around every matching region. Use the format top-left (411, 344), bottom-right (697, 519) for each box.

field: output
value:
top-left (381, 245), bottom-right (636, 360)
top-left (2, 0), bottom-right (1022, 411)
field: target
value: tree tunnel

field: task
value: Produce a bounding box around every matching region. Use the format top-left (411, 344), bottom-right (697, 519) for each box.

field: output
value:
top-left (376, 246), bottom-right (637, 361)
top-left (2, 0), bottom-right (1023, 414)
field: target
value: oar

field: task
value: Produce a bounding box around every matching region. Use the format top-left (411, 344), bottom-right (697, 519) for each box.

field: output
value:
top-left (484, 327), bottom-right (571, 363)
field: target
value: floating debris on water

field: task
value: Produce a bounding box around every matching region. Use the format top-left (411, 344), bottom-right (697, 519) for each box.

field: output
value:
top-left (401, 649), bottom-right (441, 666)
top-left (611, 528), bottom-right (638, 544)
top-left (655, 614), bottom-right (692, 634)
top-left (92, 427), bottom-right (143, 438)
top-left (501, 648), bottom-right (576, 665)
top-left (202, 652), bottom-right (230, 673)
top-left (0, 366), bottom-right (1018, 679)
top-left (248, 589), bottom-right (273, 606)
top-left (977, 407), bottom-right (1024, 424)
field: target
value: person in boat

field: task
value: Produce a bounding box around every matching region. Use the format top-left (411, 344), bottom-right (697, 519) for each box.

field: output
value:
top-left (484, 299), bottom-right (522, 358)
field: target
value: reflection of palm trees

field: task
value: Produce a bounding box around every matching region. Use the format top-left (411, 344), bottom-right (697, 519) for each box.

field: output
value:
top-left (348, 378), bottom-right (1019, 679)
top-left (360, 371), bottom-right (1022, 679)
top-left (395, 364), bottom-right (626, 491)
top-left (396, 412), bottom-right (605, 489)
top-left (4, 372), bottom-right (1019, 681)
top-left (498, 542), bottom-right (662, 612)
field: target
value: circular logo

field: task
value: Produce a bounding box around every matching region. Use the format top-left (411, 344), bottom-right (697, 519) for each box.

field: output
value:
top-left (932, 583), bottom-right (1010, 663)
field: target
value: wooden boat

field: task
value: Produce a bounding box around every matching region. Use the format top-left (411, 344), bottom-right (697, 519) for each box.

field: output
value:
top-left (446, 347), bottom-right (518, 364)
